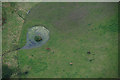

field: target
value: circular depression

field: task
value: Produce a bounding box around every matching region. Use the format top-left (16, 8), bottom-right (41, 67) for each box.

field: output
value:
top-left (22, 26), bottom-right (49, 49)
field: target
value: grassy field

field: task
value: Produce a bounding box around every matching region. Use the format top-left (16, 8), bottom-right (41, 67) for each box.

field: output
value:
top-left (2, 2), bottom-right (38, 78)
top-left (3, 2), bottom-right (118, 78)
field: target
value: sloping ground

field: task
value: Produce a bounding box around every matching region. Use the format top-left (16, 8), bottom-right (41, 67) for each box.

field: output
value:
top-left (17, 3), bottom-right (118, 78)
top-left (22, 26), bottom-right (49, 49)
top-left (2, 3), bottom-right (25, 78)
top-left (2, 2), bottom-right (38, 78)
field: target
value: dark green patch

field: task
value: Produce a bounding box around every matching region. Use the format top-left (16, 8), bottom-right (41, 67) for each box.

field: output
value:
top-left (34, 35), bottom-right (42, 42)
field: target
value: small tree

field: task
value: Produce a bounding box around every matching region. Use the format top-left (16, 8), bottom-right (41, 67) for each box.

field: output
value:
top-left (34, 35), bottom-right (42, 42)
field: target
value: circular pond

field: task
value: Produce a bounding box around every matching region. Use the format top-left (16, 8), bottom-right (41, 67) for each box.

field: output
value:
top-left (22, 26), bottom-right (49, 49)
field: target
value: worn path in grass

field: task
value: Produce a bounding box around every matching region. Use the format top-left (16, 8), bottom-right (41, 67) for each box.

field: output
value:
top-left (18, 3), bottom-right (118, 78)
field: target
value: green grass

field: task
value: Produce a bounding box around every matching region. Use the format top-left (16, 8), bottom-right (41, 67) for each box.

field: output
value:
top-left (17, 3), bottom-right (118, 78)
top-left (3, 2), bottom-right (118, 78)
top-left (2, 2), bottom-right (38, 78)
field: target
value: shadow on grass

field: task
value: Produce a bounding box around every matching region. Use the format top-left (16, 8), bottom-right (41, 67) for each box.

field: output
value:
top-left (2, 64), bottom-right (29, 79)
top-left (2, 64), bottom-right (15, 78)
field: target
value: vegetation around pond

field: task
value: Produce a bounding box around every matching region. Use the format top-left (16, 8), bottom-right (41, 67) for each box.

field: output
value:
top-left (34, 35), bottom-right (42, 42)
top-left (2, 2), bottom-right (118, 78)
